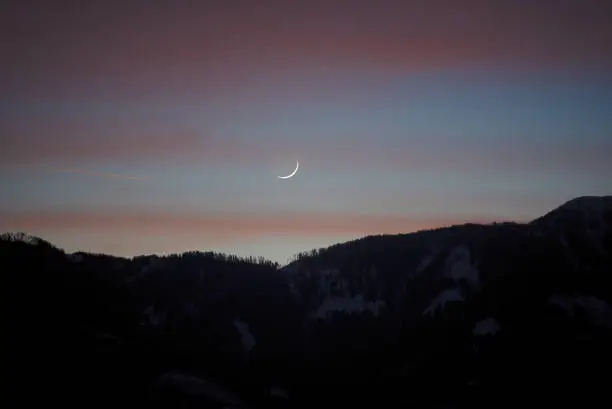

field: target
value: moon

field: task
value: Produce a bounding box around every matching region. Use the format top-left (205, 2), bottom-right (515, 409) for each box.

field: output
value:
top-left (278, 161), bottom-right (299, 179)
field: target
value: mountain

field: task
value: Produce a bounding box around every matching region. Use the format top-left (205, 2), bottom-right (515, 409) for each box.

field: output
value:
top-left (3, 196), bottom-right (612, 408)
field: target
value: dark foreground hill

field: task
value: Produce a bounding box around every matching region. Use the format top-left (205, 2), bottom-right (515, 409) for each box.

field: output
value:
top-left (3, 196), bottom-right (612, 408)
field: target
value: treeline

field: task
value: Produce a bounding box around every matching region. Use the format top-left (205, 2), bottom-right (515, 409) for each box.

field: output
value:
top-left (0, 231), bottom-right (58, 250)
top-left (286, 221), bottom-right (523, 267)
top-left (157, 250), bottom-right (280, 269)
top-left (1, 231), bottom-right (281, 270)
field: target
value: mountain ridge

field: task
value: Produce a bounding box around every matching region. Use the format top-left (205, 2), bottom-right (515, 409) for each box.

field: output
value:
top-left (3, 195), bottom-right (612, 408)
top-left (4, 195), bottom-right (610, 269)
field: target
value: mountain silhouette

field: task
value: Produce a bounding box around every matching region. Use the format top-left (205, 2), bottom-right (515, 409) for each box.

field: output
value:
top-left (3, 195), bottom-right (612, 408)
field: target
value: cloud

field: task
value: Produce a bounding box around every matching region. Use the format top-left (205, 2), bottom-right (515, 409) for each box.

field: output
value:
top-left (0, 208), bottom-right (499, 241)
top-left (0, 119), bottom-right (244, 166)
top-left (1, 0), bottom-right (610, 98)
top-left (2, 115), bottom-right (610, 178)
top-left (291, 138), bottom-right (612, 177)
top-left (47, 167), bottom-right (151, 181)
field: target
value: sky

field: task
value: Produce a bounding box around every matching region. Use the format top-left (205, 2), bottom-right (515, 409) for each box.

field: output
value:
top-left (1, 0), bottom-right (611, 264)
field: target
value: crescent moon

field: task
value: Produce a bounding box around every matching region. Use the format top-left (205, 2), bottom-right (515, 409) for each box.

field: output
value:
top-left (278, 161), bottom-right (299, 179)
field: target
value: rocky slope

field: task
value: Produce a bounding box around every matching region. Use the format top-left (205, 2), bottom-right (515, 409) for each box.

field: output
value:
top-left (3, 196), bottom-right (612, 408)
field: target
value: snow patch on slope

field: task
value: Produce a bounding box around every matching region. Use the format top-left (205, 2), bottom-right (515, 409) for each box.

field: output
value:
top-left (446, 245), bottom-right (480, 290)
top-left (288, 281), bottom-right (300, 298)
top-left (269, 386), bottom-right (289, 399)
top-left (155, 372), bottom-right (251, 408)
top-left (549, 295), bottom-right (575, 312)
top-left (473, 317), bottom-right (500, 336)
top-left (549, 294), bottom-right (612, 329)
top-left (312, 295), bottom-right (384, 319)
top-left (423, 288), bottom-right (464, 316)
top-left (143, 305), bottom-right (167, 327)
top-left (233, 319), bottom-right (256, 352)
top-left (415, 254), bottom-right (435, 274)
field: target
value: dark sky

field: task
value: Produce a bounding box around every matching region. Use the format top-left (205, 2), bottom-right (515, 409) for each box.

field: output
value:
top-left (1, 0), bottom-right (611, 263)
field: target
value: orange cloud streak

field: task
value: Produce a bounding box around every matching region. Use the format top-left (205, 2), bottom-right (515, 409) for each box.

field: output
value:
top-left (0, 120), bottom-right (241, 166)
top-left (1, 0), bottom-right (610, 97)
top-left (48, 167), bottom-right (150, 181)
top-left (3, 117), bottom-right (610, 177)
top-left (0, 209), bottom-right (499, 240)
